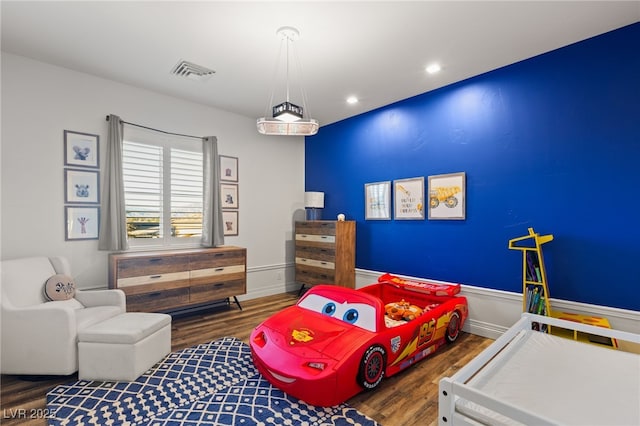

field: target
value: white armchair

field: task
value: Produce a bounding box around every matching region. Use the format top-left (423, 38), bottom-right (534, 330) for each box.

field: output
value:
top-left (1, 256), bottom-right (126, 375)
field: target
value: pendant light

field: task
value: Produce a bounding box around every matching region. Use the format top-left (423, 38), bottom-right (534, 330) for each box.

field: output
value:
top-left (257, 26), bottom-right (319, 136)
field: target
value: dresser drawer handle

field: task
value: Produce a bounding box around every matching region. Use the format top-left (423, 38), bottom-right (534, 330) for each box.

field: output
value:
top-left (214, 283), bottom-right (224, 287)
top-left (214, 253), bottom-right (224, 257)
top-left (150, 275), bottom-right (162, 279)
top-left (300, 259), bottom-right (307, 262)
top-left (148, 292), bottom-right (162, 297)
top-left (149, 258), bottom-right (163, 263)
top-left (215, 267), bottom-right (224, 272)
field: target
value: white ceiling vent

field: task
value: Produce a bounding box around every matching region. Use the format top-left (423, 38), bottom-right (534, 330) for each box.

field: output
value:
top-left (171, 60), bottom-right (215, 81)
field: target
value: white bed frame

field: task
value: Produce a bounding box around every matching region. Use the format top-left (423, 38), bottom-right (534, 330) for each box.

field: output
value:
top-left (439, 313), bottom-right (640, 426)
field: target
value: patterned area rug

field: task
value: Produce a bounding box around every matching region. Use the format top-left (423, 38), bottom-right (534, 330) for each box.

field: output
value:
top-left (46, 337), bottom-right (379, 425)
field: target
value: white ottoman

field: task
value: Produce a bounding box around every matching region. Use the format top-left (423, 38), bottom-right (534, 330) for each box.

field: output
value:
top-left (78, 312), bottom-right (171, 381)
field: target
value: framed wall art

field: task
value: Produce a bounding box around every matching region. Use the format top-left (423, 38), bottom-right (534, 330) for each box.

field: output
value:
top-left (64, 130), bottom-right (99, 169)
top-left (222, 210), bottom-right (239, 236)
top-left (428, 172), bottom-right (466, 220)
top-left (65, 206), bottom-right (100, 240)
top-left (220, 155), bottom-right (238, 182)
top-left (365, 181), bottom-right (391, 220)
top-left (394, 177), bottom-right (425, 220)
top-left (65, 169), bottom-right (100, 204)
top-left (221, 183), bottom-right (238, 209)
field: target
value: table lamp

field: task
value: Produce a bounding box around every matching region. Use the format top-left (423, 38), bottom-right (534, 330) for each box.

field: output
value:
top-left (304, 191), bottom-right (324, 220)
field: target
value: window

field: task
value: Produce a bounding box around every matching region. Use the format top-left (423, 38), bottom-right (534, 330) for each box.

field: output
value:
top-left (122, 127), bottom-right (202, 247)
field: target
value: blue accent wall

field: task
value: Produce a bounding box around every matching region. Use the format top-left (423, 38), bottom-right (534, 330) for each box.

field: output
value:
top-left (305, 23), bottom-right (640, 311)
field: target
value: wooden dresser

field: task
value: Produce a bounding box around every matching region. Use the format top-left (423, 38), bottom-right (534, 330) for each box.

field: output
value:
top-left (108, 246), bottom-right (246, 313)
top-left (295, 220), bottom-right (355, 290)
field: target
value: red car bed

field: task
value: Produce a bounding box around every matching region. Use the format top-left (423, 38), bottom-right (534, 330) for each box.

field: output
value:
top-left (250, 274), bottom-right (468, 406)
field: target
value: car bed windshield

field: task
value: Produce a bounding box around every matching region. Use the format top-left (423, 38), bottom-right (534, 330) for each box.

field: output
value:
top-left (298, 293), bottom-right (377, 332)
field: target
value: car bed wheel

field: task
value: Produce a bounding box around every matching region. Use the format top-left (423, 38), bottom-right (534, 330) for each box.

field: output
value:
top-left (446, 311), bottom-right (461, 343)
top-left (358, 345), bottom-right (386, 390)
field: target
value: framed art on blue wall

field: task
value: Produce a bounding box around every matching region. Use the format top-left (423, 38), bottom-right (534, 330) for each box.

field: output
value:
top-left (365, 181), bottom-right (391, 220)
top-left (394, 177), bottom-right (425, 220)
top-left (428, 172), bottom-right (466, 220)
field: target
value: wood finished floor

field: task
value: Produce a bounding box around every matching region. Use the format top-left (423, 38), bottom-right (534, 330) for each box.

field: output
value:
top-left (0, 291), bottom-right (492, 426)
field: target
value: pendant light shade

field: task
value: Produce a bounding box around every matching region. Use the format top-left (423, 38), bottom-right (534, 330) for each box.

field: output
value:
top-left (257, 26), bottom-right (319, 136)
top-left (273, 101), bottom-right (303, 122)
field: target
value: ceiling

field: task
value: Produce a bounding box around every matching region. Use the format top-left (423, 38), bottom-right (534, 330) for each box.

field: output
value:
top-left (2, 1), bottom-right (638, 127)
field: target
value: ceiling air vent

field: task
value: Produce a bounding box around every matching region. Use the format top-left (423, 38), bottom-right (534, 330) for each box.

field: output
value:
top-left (170, 60), bottom-right (216, 81)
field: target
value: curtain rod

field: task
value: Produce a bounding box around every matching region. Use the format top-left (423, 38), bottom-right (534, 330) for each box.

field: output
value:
top-left (106, 115), bottom-right (202, 140)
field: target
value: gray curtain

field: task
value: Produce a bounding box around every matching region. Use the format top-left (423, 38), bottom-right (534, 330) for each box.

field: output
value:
top-left (98, 114), bottom-right (129, 251)
top-left (201, 136), bottom-right (225, 247)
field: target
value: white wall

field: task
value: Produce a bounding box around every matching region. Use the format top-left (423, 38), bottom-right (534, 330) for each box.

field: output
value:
top-left (1, 52), bottom-right (304, 298)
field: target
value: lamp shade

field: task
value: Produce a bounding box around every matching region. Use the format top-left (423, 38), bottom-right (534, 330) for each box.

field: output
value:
top-left (257, 26), bottom-right (319, 136)
top-left (304, 191), bottom-right (324, 208)
top-left (256, 118), bottom-right (319, 136)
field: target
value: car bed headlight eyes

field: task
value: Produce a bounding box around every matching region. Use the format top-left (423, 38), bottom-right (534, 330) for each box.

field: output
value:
top-left (322, 302), bottom-right (337, 316)
top-left (343, 308), bottom-right (359, 323)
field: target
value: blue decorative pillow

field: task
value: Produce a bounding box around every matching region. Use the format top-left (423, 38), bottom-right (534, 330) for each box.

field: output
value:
top-left (44, 274), bottom-right (76, 301)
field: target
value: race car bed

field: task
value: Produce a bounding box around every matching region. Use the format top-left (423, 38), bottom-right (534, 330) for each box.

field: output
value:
top-left (438, 313), bottom-right (640, 426)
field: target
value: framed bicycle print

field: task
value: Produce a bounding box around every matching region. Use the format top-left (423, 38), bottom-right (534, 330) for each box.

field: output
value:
top-left (365, 181), bottom-right (391, 220)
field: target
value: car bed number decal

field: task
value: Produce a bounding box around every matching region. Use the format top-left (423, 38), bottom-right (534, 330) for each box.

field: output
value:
top-left (418, 319), bottom-right (436, 346)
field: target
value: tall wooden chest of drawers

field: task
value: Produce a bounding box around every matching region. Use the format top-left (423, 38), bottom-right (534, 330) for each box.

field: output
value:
top-left (295, 221), bottom-right (355, 289)
top-left (108, 246), bottom-right (246, 313)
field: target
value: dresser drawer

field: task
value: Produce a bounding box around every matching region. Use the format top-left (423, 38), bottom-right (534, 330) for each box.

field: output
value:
top-left (117, 271), bottom-right (190, 288)
top-left (295, 233), bottom-right (336, 244)
top-left (295, 267), bottom-right (335, 286)
top-left (115, 255), bottom-right (190, 278)
top-left (190, 279), bottom-right (245, 303)
top-left (189, 249), bottom-right (246, 270)
top-left (295, 246), bottom-right (335, 262)
top-left (189, 264), bottom-right (246, 286)
top-left (295, 257), bottom-right (335, 270)
top-left (295, 221), bottom-right (336, 235)
top-left (125, 287), bottom-right (190, 312)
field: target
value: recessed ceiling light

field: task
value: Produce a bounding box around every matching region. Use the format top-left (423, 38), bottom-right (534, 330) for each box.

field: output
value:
top-left (426, 63), bottom-right (441, 74)
top-left (346, 96), bottom-right (359, 104)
